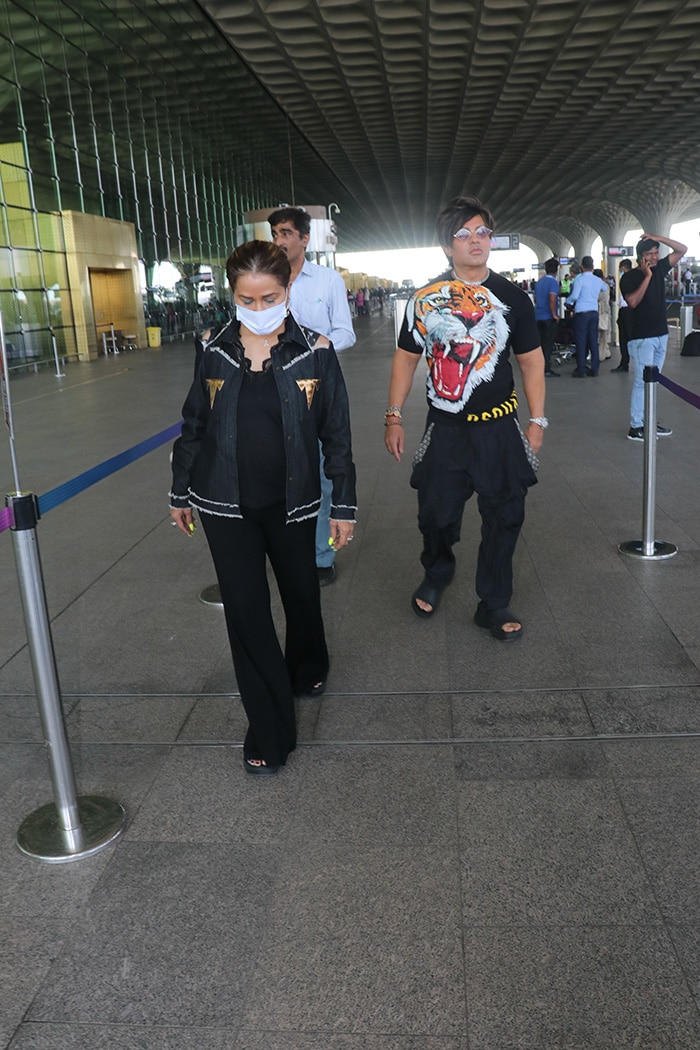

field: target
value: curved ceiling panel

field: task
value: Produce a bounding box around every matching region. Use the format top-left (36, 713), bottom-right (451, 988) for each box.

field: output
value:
top-left (198, 0), bottom-right (700, 252)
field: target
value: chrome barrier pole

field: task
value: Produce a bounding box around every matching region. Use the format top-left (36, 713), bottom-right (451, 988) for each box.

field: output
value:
top-left (0, 318), bottom-right (125, 862)
top-left (619, 365), bottom-right (677, 560)
top-left (9, 493), bottom-right (126, 863)
top-left (51, 333), bottom-right (65, 379)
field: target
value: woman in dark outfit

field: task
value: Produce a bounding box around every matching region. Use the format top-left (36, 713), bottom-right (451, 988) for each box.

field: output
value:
top-left (169, 241), bottom-right (356, 775)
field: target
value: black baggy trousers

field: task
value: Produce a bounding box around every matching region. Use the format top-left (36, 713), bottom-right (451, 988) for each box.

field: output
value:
top-left (410, 415), bottom-right (537, 612)
top-left (202, 503), bottom-right (329, 767)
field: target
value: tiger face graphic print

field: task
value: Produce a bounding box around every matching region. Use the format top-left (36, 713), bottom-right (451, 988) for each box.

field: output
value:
top-left (406, 279), bottom-right (510, 413)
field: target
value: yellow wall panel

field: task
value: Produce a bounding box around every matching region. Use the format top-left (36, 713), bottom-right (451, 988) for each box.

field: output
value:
top-left (62, 211), bottom-right (146, 359)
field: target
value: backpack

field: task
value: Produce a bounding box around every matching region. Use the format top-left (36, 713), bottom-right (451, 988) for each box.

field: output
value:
top-left (680, 332), bottom-right (700, 357)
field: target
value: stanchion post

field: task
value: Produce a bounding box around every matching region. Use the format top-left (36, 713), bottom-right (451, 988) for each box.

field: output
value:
top-left (619, 365), bottom-right (677, 561)
top-left (50, 333), bottom-right (65, 379)
top-left (641, 364), bottom-right (658, 556)
top-left (8, 492), bottom-right (126, 862)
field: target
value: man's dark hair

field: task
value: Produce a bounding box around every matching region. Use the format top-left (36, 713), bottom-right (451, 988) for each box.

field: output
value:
top-left (435, 195), bottom-right (495, 247)
top-left (544, 257), bottom-right (559, 275)
top-left (226, 240), bottom-right (291, 290)
top-left (267, 206), bottom-right (311, 238)
top-left (581, 255), bottom-right (594, 270)
top-left (636, 236), bottom-right (659, 260)
top-left (619, 258), bottom-right (632, 272)
top-left (570, 261), bottom-right (581, 276)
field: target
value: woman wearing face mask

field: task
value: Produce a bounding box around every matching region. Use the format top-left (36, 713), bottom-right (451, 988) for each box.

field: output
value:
top-left (169, 241), bottom-right (356, 775)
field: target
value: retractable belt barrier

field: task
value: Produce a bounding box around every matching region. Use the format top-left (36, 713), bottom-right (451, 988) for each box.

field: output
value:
top-left (657, 372), bottom-right (700, 412)
top-left (619, 366), bottom-right (700, 560)
top-left (0, 421), bottom-right (183, 533)
top-left (2, 414), bottom-right (182, 862)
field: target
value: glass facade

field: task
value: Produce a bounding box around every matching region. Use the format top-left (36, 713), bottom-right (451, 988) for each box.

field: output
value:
top-left (0, 0), bottom-right (353, 367)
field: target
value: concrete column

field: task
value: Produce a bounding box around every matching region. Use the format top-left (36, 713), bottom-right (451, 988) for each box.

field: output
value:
top-left (614, 179), bottom-right (700, 235)
top-left (578, 202), bottom-right (641, 249)
top-left (524, 227), bottom-right (572, 261)
top-left (521, 236), bottom-right (554, 265)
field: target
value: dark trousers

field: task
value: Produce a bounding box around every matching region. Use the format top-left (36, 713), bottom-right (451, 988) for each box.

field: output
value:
top-left (616, 307), bottom-right (633, 368)
top-left (573, 310), bottom-right (599, 374)
top-left (537, 318), bottom-right (557, 371)
top-left (411, 419), bottom-right (534, 611)
top-left (202, 504), bottom-right (328, 767)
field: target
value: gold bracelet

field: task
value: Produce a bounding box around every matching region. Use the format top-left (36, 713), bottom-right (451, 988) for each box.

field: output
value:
top-left (384, 420), bottom-right (403, 427)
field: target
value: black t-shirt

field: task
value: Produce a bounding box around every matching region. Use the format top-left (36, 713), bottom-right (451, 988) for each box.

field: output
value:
top-left (398, 269), bottom-right (540, 424)
top-left (236, 362), bottom-right (287, 509)
top-left (620, 256), bottom-right (671, 340)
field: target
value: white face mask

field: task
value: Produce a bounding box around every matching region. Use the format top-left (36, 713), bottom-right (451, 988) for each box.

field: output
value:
top-left (235, 300), bottom-right (287, 336)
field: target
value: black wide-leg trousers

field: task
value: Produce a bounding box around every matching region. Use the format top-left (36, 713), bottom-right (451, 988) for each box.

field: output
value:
top-left (410, 417), bottom-right (536, 612)
top-left (202, 503), bottom-right (328, 767)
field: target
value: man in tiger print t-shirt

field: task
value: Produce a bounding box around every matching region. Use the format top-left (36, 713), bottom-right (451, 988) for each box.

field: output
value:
top-left (384, 195), bottom-right (546, 641)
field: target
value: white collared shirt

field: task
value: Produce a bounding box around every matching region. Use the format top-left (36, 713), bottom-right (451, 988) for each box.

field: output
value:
top-left (289, 259), bottom-right (356, 352)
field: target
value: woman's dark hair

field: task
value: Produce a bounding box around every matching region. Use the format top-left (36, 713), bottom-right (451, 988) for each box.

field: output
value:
top-left (435, 195), bottom-right (495, 247)
top-left (225, 240), bottom-right (291, 290)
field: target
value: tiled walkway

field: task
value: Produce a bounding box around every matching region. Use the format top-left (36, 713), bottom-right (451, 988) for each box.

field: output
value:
top-left (1, 310), bottom-right (699, 1048)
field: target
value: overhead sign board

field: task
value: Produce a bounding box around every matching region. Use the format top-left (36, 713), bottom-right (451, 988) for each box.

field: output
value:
top-left (607, 245), bottom-right (633, 256)
top-left (490, 233), bottom-right (520, 251)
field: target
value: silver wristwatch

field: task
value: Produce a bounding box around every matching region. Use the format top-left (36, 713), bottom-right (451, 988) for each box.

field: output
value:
top-left (529, 417), bottom-right (549, 428)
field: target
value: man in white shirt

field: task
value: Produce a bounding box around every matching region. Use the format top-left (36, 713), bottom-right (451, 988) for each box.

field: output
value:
top-left (269, 207), bottom-right (356, 584)
top-left (565, 255), bottom-right (609, 377)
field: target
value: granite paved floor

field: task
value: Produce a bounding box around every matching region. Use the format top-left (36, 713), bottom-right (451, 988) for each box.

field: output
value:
top-left (1, 309), bottom-right (699, 1048)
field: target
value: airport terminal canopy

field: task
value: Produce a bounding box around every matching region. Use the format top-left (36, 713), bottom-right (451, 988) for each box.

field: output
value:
top-left (199, 0), bottom-right (700, 254)
top-left (2, 0), bottom-right (700, 263)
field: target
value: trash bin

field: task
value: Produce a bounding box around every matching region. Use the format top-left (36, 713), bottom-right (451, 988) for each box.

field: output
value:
top-left (680, 305), bottom-right (694, 342)
top-left (147, 326), bottom-right (161, 348)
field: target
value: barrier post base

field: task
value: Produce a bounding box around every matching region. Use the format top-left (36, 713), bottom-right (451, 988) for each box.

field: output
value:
top-left (17, 795), bottom-right (126, 864)
top-left (199, 583), bottom-right (223, 606)
top-left (618, 540), bottom-right (678, 560)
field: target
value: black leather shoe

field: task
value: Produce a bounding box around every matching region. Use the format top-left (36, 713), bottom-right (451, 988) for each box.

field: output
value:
top-left (318, 564), bottom-right (336, 586)
top-left (611, 365), bottom-right (628, 373)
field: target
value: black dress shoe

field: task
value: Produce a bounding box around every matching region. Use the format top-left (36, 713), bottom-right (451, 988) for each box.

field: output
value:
top-left (611, 365), bottom-right (628, 373)
top-left (571, 369), bottom-right (585, 378)
top-left (317, 564), bottom-right (336, 586)
top-left (544, 370), bottom-right (560, 377)
top-left (585, 367), bottom-right (597, 376)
